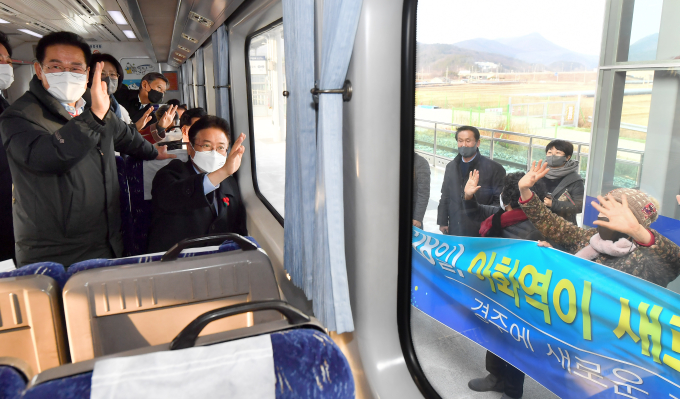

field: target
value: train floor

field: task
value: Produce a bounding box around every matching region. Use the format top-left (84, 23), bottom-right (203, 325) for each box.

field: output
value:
top-left (411, 306), bottom-right (559, 399)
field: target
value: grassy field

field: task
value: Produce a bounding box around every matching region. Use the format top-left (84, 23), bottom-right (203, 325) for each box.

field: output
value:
top-left (415, 81), bottom-right (652, 141)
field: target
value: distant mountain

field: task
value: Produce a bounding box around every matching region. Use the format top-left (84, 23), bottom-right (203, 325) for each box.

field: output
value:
top-left (417, 43), bottom-right (535, 76)
top-left (454, 32), bottom-right (599, 69)
top-left (452, 38), bottom-right (518, 59)
top-left (628, 33), bottom-right (658, 62)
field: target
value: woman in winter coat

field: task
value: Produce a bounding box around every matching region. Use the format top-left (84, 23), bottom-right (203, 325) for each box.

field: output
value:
top-left (539, 139), bottom-right (584, 225)
top-left (463, 171), bottom-right (548, 241)
top-left (519, 161), bottom-right (680, 288)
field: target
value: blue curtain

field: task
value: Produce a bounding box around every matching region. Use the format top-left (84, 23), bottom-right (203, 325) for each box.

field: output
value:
top-left (282, 0), bottom-right (362, 333)
top-left (313, 0), bottom-right (362, 334)
top-left (186, 59), bottom-right (195, 108)
top-left (282, 0), bottom-right (316, 300)
top-left (212, 26), bottom-right (231, 125)
top-left (180, 63), bottom-right (188, 104)
top-left (195, 48), bottom-right (207, 109)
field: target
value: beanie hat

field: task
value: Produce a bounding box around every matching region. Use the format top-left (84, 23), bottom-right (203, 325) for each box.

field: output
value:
top-left (606, 188), bottom-right (658, 228)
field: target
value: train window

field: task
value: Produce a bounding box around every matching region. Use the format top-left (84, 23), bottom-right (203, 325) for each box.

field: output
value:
top-left (203, 42), bottom-right (217, 115)
top-left (247, 23), bottom-right (286, 220)
top-left (407, 1), bottom-right (680, 399)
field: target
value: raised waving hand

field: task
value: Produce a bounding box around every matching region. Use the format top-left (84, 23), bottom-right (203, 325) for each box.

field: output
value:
top-left (518, 160), bottom-right (550, 201)
top-left (464, 170), bottom-right (481, 200)
top-left (89, 62), bottom-right (110, 120)
top-left (592, 194), bottom-right (652, 244)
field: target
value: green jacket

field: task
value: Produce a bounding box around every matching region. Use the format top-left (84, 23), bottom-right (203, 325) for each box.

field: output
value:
top-left (0, 76), bottom-right (157, 267)
top-left (520, 192), bottom-right (680, 287)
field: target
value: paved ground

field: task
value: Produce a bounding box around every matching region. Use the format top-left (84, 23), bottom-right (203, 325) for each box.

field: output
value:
top-left (411, 306), bottom-right (559, 399)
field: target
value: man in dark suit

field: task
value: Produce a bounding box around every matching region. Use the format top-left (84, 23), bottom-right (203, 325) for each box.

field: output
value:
top-left (115, 72), bottom-right (176, 143)
top-left (0, 30), bottom-right (13, 262)
top-left (147, 115), bottom-right (247, 252)
top-left (438, 125), bottom-right (506, 237)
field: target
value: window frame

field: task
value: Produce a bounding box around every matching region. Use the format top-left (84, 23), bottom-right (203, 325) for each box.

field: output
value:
top-left (244, 18), bottom-right (285, 226)
top-left (396, 1), bottom-right (444, 398)
top-left (399, 1), bottom-right (680, 397)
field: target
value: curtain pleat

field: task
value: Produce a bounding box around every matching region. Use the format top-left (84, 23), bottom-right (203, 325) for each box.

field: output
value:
top-left (180, 63), bottom-right (188, 105)
top-left (212, 26), bottom-right (231, 125)
top-left (282, 0), bottom-right (316, 299)
top-left (282, 0), bottom-right (362, 334)
top-left (313, 0), bottom-right (363, 333)
top-left (195, 48), bottom-right (207, 109)
top-left (186, 59), bottom-right (195, 108)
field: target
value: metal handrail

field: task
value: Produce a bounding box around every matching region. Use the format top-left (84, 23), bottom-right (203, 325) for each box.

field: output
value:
top-left (415, 118), bottom-right (645, 186)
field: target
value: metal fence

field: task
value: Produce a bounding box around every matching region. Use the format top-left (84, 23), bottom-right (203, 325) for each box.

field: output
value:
top-left (414, 119), bottom-right (645, 188)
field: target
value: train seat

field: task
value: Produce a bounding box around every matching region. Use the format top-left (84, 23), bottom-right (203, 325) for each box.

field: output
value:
top-left (65, 236), bottom-right (260, 279)
top-left (0, 262), bottom-right (67, 288)
top-left (0, 365), bottom-right (26, 399)
top-left (123, 155), bottom-right (152, 255)
top-left (0, 264), bottom-right (69, 381)
top-left (115, 155), bottom-right (134, 257)
top-left (123, 152), bottom-right (188, 256)
top-left (62, 234), bottom-right (281, 363)
top-left (22, 301), bottom-right (354, 399)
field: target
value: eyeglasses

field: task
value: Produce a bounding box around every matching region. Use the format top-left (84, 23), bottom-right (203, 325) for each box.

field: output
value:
top-left (193, 142), bottom-right (228, 154)
top-left (102, 72), bottom-right (120, 79)
top-left (42, 64), bottom-right (87, 74)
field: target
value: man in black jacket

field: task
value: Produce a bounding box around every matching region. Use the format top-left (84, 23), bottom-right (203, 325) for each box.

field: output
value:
top-left (0, 31), bottom-right (14, 262)
top-left (0, 31), bottom-right (172, 267)
top-left (147, 115), bottom-right (247, 252)
top-left (413, 152), bottom-right (430, 229)
top-left (115, 72), bottom-right (168, 125)
top-left (115, 72), bottom-right (176, 143)
top-left (437, 125), bottom-right (505, 237)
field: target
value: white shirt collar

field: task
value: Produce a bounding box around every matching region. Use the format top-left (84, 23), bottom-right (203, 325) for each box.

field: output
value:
top-left (462, 153), bottom-right (477, 163)
top-left (61, 98), bottom-right (86, 116)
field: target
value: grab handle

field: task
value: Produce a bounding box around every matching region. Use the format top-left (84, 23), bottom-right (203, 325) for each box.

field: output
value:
top-left (161, 233), bottom-right (257, 262)
top-left (170, 300), bottom-right (310, 350)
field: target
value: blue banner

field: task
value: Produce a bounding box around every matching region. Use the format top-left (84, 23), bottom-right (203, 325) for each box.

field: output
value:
top-left (411, 227), bottom-right (680, 399)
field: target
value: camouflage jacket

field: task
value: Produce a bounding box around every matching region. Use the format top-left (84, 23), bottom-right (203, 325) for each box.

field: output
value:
top-left (520, 192), bottom-right (680, 287)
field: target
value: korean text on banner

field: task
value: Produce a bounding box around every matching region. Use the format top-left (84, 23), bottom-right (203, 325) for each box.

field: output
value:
top-left (411, 227), bottom-right (680, 399)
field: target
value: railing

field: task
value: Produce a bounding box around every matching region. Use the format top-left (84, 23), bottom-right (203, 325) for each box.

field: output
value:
top-left (414, 119), bottom-right (645, 188)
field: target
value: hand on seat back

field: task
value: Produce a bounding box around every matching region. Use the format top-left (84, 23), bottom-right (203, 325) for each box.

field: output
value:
top-left (89, 62), bottom-right (110, 120)
top-left (154, 144), bottom-right (177, 160)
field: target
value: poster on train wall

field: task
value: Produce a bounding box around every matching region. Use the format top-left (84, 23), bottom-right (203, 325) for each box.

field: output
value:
top-left (411, 227), bottom-right (680, 399)
top-left (120, 57), bottom-right (158, 90)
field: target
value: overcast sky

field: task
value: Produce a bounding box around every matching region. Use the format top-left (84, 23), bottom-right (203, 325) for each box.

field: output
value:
top-left (417, 0), bottom-right (608, 55)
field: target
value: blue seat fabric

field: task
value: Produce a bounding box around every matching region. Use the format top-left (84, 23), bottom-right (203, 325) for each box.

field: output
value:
top-left (66, 237), bottom-right (260, 279)
top-left (124, 156), bottom-right (151, 256)
top-left (0, 262), bottom-right (67, 288)
top-left (115, 156), bottom-right (134, 258)
top-left (21, 372), bottom-right (91, 399)
top-left (0, 366), bottom-right (26, 399)
top-left (22, 329), bottom-right (354, 399)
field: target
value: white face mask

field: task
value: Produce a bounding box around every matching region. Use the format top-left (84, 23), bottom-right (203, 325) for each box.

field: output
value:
top-left (41, 66), bottom-right (87, 103)
top-left (499, 192), bottom-right (506, 210)
top-left (0, 64), bottom-right (14, 90)
top-left (190, 143), bottom-right (227, 173)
